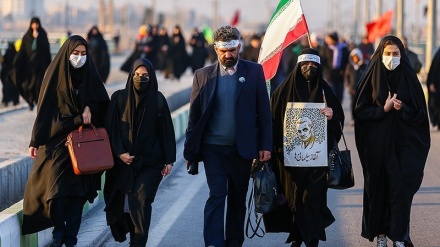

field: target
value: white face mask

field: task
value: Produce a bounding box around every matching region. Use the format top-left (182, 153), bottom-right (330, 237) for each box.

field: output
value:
top-left (382, 55), bottom-right (400, 70)
top-left (69, 54), bottom-right (87, 69)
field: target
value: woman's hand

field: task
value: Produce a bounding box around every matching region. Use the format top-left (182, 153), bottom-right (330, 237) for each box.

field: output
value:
top-left (321, 107), bottom-right (333, 120)
top-left (29, 147), bottom-right (38, 158)
top-left (384, 93), bottom-right (397, 112)
top-left (161, 164), bottom-right (173, 176)
top-left (82, 106), bottom-right (92, 124)
top-left (393, 98), bottom-right (403, 111)
top-left (119, 153), bottom-right (135, 165)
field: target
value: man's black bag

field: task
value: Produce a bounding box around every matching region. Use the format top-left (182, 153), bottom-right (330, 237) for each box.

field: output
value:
top-left (327, 123), bottom-right (355, 190)
top-left (251, 160), bottom-right (278, 213)
top-left (246, 160), bottom-right (278, 238)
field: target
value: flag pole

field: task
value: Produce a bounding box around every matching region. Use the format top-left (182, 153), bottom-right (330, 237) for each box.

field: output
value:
top-left (306, 32), bottom-right (312, 48)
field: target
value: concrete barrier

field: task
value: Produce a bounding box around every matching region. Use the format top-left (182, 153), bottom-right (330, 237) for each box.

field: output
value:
top-left (0, 103), bottom-right (189, 247)
top-left (0, 157), bottom-right (33, 211)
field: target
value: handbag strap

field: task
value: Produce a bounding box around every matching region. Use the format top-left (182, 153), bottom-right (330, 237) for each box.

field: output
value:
top-left (78, 124), bottom-right (99, 137)
top-left (245, 179), bottom-right (265, 238)
top-left (338, 122), bottom-right (348, 151)
top-left (323, 89), bottom-right (347, 151)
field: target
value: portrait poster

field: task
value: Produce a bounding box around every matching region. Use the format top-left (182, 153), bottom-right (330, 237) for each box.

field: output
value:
top-left (283, 102), bottom-right (327, 167)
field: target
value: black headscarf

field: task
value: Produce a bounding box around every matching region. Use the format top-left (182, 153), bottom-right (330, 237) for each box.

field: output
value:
top-left (264, 48), bottom-right (344, 243)
top-left (19, 17), bottom-right (50, 65)
top-left (13, 17), bottom-right (51, 106)
top-left (352, 35), bottom-right (430, 241)
top-left (105, 57), bottom-right (176, 193)
top-left (106, 58), bottom-right (159, 155)
top-left (271, 48), bottom-right (344, 155)
top-left (86, 25), bottom-right (111, 82)
top-left (125, 58), bottom-right (158, 149)
top-left (30, 35), bottom-right (109, 148)
top-left (353, 35), bottom-right (429, 155)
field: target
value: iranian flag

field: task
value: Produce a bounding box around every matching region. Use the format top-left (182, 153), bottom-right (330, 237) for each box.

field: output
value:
top-left (258, 0), bottom-right (309, 81)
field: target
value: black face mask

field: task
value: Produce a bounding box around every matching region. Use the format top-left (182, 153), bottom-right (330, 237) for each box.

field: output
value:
top-left (301, 65), bottom-right (318, 80)
top-left (133, 75), bottom-right (150, 91)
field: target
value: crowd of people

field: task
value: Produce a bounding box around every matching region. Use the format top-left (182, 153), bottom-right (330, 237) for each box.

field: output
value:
top-left (0, 18), bottom-right (112, 111)
top-left (120, 24), bottom-right (210, 81)
top-left (0, 14), bottom-right (439, 247)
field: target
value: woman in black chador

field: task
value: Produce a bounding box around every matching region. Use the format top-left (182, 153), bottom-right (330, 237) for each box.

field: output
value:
top-left (353, 36), bottom-right (430, 247)
top-left (22, 35), bottom-right (110, 247)
top-left (1, 42), bottom-right (19, 106)
top-left (13, 17), bottom-right (51, 110)
top-left (104, 58), bottom-right (176, 247)
top-left (165, 25), bottom-right (189, 80)
top-left (263, 48), bottom-right (344, 247)
top-left (87, 26), bottom-right (111, 83)
top-left (426, 48), bottom-right (440, 130)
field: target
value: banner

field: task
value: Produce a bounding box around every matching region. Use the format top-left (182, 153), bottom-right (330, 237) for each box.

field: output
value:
top-left (283, 102), bottom-right (327, 167)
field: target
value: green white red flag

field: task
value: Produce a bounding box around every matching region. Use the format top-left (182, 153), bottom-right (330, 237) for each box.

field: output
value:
top-left (258, 0), bottom-right (309, 81)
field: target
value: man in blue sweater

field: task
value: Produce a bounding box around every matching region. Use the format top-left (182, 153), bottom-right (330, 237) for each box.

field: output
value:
top-left (184, 26), bottom-right (272, 247)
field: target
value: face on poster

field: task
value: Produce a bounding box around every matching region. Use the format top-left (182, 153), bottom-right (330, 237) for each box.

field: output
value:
top-left (283, 102), bottom-right (327, 167)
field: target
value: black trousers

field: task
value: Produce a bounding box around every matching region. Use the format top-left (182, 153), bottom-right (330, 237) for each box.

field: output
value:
top-left (202, 144), bottom-right (253, 247)
top-left (49, 195), bottom-right (87, 245)
top-left (127, 165), bottom-right (164, 246)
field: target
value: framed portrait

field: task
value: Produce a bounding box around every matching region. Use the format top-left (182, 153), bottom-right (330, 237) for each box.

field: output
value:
top-left (283, 102), bottom-right (327, 167)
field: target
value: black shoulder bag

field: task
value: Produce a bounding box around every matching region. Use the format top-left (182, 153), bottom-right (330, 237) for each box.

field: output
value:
top-left (327, 122), bottom-right (355, 189)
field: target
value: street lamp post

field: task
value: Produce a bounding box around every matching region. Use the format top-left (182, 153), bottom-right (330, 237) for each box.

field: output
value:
top-left (65, 0), bottom-right (69, 32)
top-left (152, 0), bottom-right (157, 25)
top-left (396, 0), bottom-right (404, 39)
top-left (425, 0), bottom-right (437, 70)
top-left (212, 0), bottom-right (219, 30)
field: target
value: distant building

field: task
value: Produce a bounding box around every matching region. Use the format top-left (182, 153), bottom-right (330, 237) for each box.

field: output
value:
top-left (2, 0), bottom-right (44, 22)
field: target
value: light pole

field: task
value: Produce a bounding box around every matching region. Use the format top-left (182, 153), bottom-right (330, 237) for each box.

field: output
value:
top-left (99, 0), bottom-right (105, 33)
top-left (375, 0), bottom-right (382, 18)
top-left (212, 0), bottom-right (219, 30)
top-left (425, 0), bottom-right (437, 70)
top-left (151, 0), bottom-right (157, 25)
top-left (353, 0), bottom-right (360, 37)
top-left (65, 0), bottom-right (69, 32)
top-left (396, 0), bottom-right (404, 39)
top-left (363, 0), bottom-right (370, 28)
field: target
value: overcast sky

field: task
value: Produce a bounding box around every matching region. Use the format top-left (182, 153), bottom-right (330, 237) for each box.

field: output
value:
top-left (47, 0), bottom-right (434, 33)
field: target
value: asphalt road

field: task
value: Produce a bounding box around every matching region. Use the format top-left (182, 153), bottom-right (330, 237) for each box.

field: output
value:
top-left (101, 94), bottom-right (440, 247)
top-left (1, 54), bottom-right (438, 246)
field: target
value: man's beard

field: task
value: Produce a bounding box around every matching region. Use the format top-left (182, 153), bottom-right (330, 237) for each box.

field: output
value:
top-left (221, 56), bottom-right (238, 67)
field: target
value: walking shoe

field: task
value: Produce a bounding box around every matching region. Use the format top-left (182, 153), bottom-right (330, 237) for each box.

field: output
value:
top-left (377, 235), bottom-right (388, 247)
top-left (290, 241), bottom-right (302, 247)
top-left (393, 241), bottom-right (405, 247)
top-left (49, 239), bottom-right (62, 247)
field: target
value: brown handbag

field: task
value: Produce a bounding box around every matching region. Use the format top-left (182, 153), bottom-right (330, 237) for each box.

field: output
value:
top-left (65, 124), bottom-right (114, 175)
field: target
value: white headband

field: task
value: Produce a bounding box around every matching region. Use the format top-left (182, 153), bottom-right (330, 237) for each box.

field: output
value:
top-left (214, 40), bottom-right (240, 48)
top-left (297, 54), bottom-right (321, 64)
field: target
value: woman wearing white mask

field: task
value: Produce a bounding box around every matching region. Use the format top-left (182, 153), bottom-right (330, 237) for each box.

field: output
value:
top-left (353, 36), bottom-right (430, 247)
top-left (22, 35), bottom-right (110, 247)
